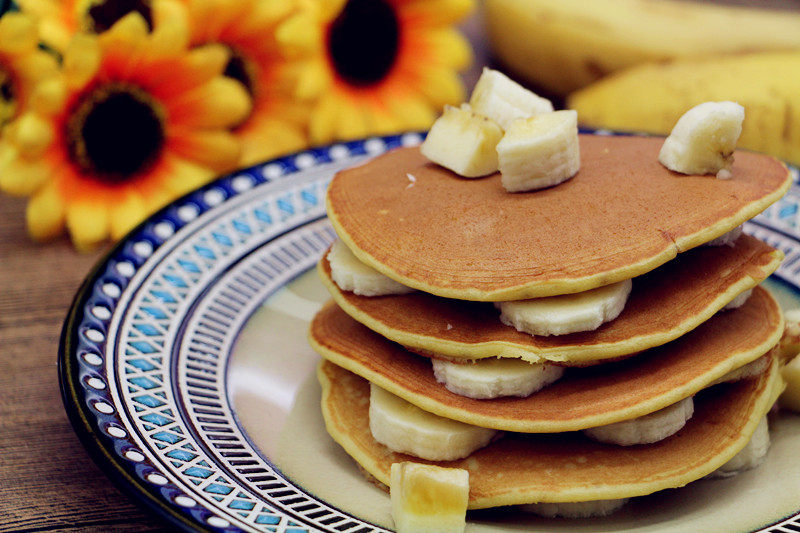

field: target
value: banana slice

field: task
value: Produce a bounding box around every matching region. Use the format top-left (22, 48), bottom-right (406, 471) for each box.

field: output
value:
top-left (520, 498), bottom-right (630, 518)
top-left (711, 417), bottom-right (770, 477)
top-left (709, 354), bottom-right (770, 387)
top-left (496, 279), bottom-right (632, 337)
top-left (327, 241), bottom-right (414, 297)
top-left (369, 383), bottom-right (498, 461)
top-left (469, 67), bottom-right (554, 131)
top-left (432, 357), bottom-right (565, 399)
top-left (583, 397), bottom-right (694, 446)
top-left (706, 225), bottom-right (743, 247)
top-left (723, 288), bottom-right (752, 310)
top-left (391, 462), bottom-right (469, 533)
top-left (420, 103), bottom-right (504, 178)
top-left (778, 308), bottom-right (800, 363)
top-left (658, 101), bottom-right (745, 175)
top-left (780, 353), bottom-right (800, 412)
top-left (496, 110), bottom-right (581, 192)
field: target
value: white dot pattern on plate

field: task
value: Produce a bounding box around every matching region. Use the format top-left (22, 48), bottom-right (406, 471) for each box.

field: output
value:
top-left (207, 517), bottom-right (230, 528)
top-left (82, 352), bottom-right (103, 366)
top-left (92, 306), bottom-right (111, 320)
top-left (86, 377), bottom-right (106, 390)
top-left (153, 222), bottom-right (174, 239)
top-left (85, 329), bottom-right (104, 342)
top-left (107, 426), bottom-right (126, 438)
top-left (93, 401), bottom-right (114, 414)
top-left (133, 241), bottom-right (153, 258)
top-left (116, 261), bottom-right (134, 278)
top-left (294, 153), bottom-right (315, 169)
top-left (125, 450), bottom-right (145, 462)
top-left (174, 495), bottom-right (196, 507)
top-left (232, 175), bottom-right (253, 192)
top-left (102, 283), bottom-right (121, 298)
top-left (263, 163), bottom-right (283, 179)
top-left (177, 205), bottom-right (199, 222)
top-left (365, 138), bottom-right (385, 154)
top-left (401, 133), bottom-right (423, 146)
top-left (147, 473), bottom-right (168, 485)
top-left (329, 144), bottom-right (349, 160)
top-left (204, 189), bottom-right (225, 206)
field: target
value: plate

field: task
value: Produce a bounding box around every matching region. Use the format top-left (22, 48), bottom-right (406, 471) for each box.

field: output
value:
top-left (60, 132), bottom-right (800, 532)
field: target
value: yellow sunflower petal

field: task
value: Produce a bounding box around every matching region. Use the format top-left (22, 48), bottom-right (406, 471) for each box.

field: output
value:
top-left (256, 0), bottom-right (296, 26)
top-left (424, 28), bottom-right (472, 70)
top-left (0, 142), bottom-right (51, 196)
top-left (365, 107), bottom-right (403, 136)
top-left (293, 59), bottom-right (330, 99)
top-left (170, 77), bottom-right (252, 128)
top-left (17, 0), bottom-right (72, 52)
top-left (148, 11), bottom-right (190, 58)
top-left (66, 200), bottom-right (110, 252)
top-left (11, 49), bottom-right (59, 85)
top-left (29, 78), bottom-right (67, 116)
top-left (63, 34), bottom-right (102, 88)
top-left (334, 98), bottom-right (370, 141)
top-left (238, 118), bottom-right (306, 166)
top-left (110, 191), bottom-right (147, 240)
top-left (26, 180), bottom-right (65, 241)
top-left (100, 12), bottom-right (149, 49)
top-left (184, 44), bottom-right (230, 85)
top-left (387, 95), bottom-right (436, 131)
top-left (308, 93), bottom-right (338, 145)
top-left (170, 130), bottom-right (242, 172)
top-left (0, 13), bottom-right (38, 55)
top-left (403, 0), bottom-right (475, 26)
top-left (163, 158), bottom-right (213, 196)
top-left (417, 67), bottom-right (465, 108)
top-left (11, 112), bottom-right (55, 158)
top-left (275, 11), bottom-right (322, 56)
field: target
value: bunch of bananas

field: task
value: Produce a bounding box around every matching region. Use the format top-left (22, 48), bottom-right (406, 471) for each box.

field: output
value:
top-left (484, 0), bottom-right (800, 165)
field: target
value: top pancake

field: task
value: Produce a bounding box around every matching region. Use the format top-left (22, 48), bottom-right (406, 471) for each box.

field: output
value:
top-left (326, 135), bottom-right (790, 301)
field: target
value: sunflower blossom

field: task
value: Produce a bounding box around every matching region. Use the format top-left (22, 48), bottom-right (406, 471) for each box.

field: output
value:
top-left (280, 0), bottom-right (474, 144)
top-left (17, 0), bottom-right (184, 52)
top-left (0, 13), bottom-right (251, 251)
top-left (179, 0), bottom-right (308, 166)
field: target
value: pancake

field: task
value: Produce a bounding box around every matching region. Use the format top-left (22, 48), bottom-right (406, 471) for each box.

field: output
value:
top-left (326, 136), bottom-right (790, 301)
top-left (319, 234), bottom-right (781, 364)
top-left (318, 354), bottom-right (782, 508)
top-left (309, 286), bottom-right (783, 432)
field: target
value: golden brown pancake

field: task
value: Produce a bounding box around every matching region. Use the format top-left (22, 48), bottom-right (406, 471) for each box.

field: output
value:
top-left (309, 286), bottom-right (783, 432)
top-left (319, 234), bottom-right (781, 364)
top-left (326, 136), bottom-right (790, 301)
top-left (318, 355), bottom-right (783, 508)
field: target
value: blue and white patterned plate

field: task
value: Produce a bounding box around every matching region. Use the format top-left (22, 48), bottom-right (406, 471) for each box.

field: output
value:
top-left (60, 132), bottom-right (800, 533)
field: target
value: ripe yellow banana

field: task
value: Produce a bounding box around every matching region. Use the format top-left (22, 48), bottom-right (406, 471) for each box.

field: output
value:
top-left (568, 52), bottom-right (800, 166)
top-left (484, 0), bottom-right (800, 96)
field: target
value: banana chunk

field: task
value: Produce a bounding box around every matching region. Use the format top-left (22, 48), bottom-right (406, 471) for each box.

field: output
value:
top-left (658, 101), bottom-right (745, 175)
top-left (520, 498), bottom-right (630, 518)
top-left (496, 279), bottom-right (632, 337)
top-left (469, 67), bottom-right (554, 131)
top-left (778, 308), bottom-right (800, 363)
top-left (327, 240), bottom-right (414, 297)
top-left (711, 417), bottom-right (770, 477)
top-left (709, 355), bottom-right (769, 387)
top-left (780, 353), bottom-right (800, 412)
top-left (705, 225), bottom-right (744, 247)
top-left (496, 110), bottom-right (581, 192)
top-left (391, 462), bottom-right (469, 533)
top-left (723, 288), bottom-right (753, 310)
top-left (420, 104), bottom-right (504, 178)
top-left (584, 397), bottom-right (694, 446)
top-left (432, 357), bottom-right (565, 399)
top-left (369, 383), bottom-right (498, 461)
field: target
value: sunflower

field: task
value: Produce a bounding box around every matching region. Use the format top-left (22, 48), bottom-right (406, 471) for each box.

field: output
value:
top-left (0, 13), bottom-right (251, 251)
top-left (280, 0), bottom-right (474, 144)
top-left (179, 0), bottom-right (308, 166)
top-left (16, 0), bottom-right (184, 52)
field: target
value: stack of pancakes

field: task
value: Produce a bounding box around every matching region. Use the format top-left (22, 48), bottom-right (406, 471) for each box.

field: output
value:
top-left (309, 134), bottom-right (791, 514)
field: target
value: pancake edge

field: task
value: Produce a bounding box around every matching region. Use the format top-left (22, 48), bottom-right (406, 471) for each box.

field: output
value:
top-left (316, 355), bottom-right (784, 508)
top-left (317, 249), bottom-right (783, 364)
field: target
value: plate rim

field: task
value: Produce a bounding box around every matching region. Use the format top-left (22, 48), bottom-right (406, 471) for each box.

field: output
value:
top-left (58, 131), bottom-right (800, 533)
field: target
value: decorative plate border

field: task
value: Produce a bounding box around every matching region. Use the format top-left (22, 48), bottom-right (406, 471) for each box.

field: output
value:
top-left (60, 131), bottom-right (800, 533)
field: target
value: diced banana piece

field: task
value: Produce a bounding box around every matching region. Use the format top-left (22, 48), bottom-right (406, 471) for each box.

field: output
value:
top-left (584, 397), bottom-right (694, 446)
top-left (711, 417), bottom-right (770, 477)
top-left (469, 67), bottom-right (554, 131)
top-left (780, 353), bottom-right (800, 412)
top-left (391, 462), bottom-right (469, 533)
top-left (658, 101), bottom-right (745, 175)
top-left (520, 498), bottom-right (630, 518)
top-left (369, 383), bottom-right (498, 461)
top-left (723, 288), bottom-right (753, 310)
top-left (496, 110), bottom-right (581, 192)
top-left (496, 279), bottom-right (632, 337)
top-left (708, 355), bottom-right (769, 387)
top-left (778, 308), bottom-right (800, 363)
top-left (420, 104), bottom-right (504, 178)
top-left (327, 240), bottom-right (414, 297)
top-left (705, 225), bottom-right (744, 247)
top-left (432, 357), bottom-right (565, 399)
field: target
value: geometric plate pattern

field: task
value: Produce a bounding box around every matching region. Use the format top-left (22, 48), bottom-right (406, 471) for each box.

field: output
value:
top-left (60, 131), bottom-right (800, 533)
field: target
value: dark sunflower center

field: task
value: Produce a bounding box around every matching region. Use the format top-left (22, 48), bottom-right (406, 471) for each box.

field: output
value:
top-left (86, 0), bottom-right (153, 34)
top-left (327, 0), bottom-right (399, 87)
top-left (0, 64), bottom-right (17, 128)
top-left (223, 48), bottom-right (256, 97)
top-left (66, 84), bottom-right (164, 182)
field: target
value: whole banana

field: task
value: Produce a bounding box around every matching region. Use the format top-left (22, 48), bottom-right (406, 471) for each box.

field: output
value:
top-left (483, 0), bottom-right (800, 96)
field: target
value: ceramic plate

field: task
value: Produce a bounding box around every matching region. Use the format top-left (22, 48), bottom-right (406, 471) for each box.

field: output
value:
top-left (60, 132), bottom-right (800, 533)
